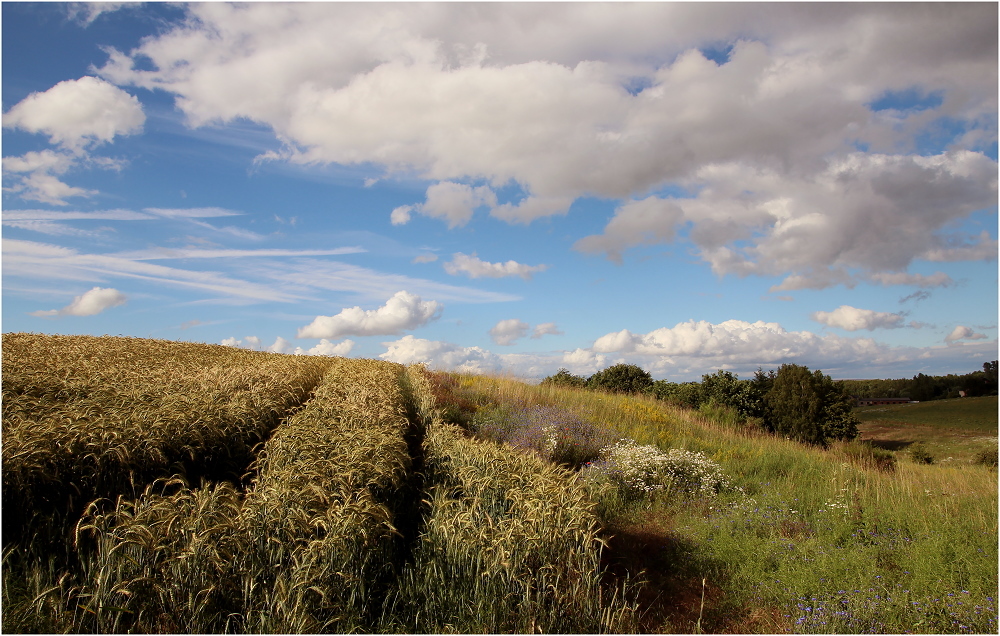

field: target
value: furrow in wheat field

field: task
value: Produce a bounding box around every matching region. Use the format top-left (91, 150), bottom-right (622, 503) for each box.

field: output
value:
top-left (389, 365), bottom-right (637, 634)
top-left (56, 357), bottom-right (414, 633)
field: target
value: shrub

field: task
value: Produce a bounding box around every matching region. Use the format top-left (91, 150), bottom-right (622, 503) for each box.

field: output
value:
top-left (585, 439), bottom-right (730, 501)
top-left (974, 446), bottom-right (999, 469)
top-left (650, 379), bottom-right (704, 408)
top-left (908, 442), bottom-right (935, 464)
top-left (701, 369), bottom-right (766, 418)
top-left (841, 440), bottom-right (897, 473)
top-left (587, 363), bottom-right (654, 395)
top-left (540, 368), bottom-right (587, 389)
top-left (471, 404), bottom-right (613, 468)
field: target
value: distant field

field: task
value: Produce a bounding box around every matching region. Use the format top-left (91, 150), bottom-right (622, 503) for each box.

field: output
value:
top-left (856, 396), bottom-right (997, 462)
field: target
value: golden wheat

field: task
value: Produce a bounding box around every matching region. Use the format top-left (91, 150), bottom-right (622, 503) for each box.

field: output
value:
top-left (2, 333), bottom-right (332, 549)
top-left (392, 365), bottom-right (637, 633)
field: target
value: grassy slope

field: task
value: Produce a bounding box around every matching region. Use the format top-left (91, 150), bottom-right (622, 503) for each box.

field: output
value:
top-left (856, 396), bottom-right (998, 463)
top-left (451, 374), bottom-right (998, 634)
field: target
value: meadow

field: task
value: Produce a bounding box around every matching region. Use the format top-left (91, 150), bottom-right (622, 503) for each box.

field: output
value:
top-left (443, 374), bottom-right (998, 633)
top-left (2, 333), bottom-right (996, 633)
top-left (856, 396), bottom-right (998, 464)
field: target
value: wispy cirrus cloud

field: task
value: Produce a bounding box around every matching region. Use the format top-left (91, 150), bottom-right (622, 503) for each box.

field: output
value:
top-left (109, 247), bottom-right (365, 260)
top-left (2, 206), bottom-right (264, 243)
top-left (4, 238), bottom-right (305, 303)
top-left (3, 208), bottom-right (156, 221)
top-left (263, 257), bottom-right (520, 304)
top-left (6, 238), bottom-right (518, 307)
top-left (3, 219), bottom-right (111, 238)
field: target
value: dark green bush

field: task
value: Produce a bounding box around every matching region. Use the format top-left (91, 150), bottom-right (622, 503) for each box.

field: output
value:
top-left (908, 443), bottom-right (935, 465)
top-left (540, 368), bottom-right (587, 389)
top-left (974, 446), bottom-right (998, 469)
top-left (650, 379), bottom-right (703, 408)
top-left (586, 363), bottom-right (653, 395)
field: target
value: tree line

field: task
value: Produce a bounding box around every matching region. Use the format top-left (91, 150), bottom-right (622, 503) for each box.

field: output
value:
top-left (838, 361), bottom-right (998, 401)
top-left (541, 360), bottom-right (998, 448)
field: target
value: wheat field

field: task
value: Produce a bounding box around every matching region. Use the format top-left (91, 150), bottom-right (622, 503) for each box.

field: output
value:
top-left (2, 334), bottom-right (630, 633)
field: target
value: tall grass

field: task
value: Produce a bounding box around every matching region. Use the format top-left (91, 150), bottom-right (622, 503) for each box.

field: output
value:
top-left (450, 373), bottom-right (998, 633)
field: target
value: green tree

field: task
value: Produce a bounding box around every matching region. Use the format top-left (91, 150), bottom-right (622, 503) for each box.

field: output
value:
top-left (650, 380), bottom-right (703, 408)
top-left (540, 368), bottom-right (587, 389)
top-left (587, 363), bottom-right (653, 395)
top-left (700, 369), bottom-right (765, 418)
top-left (763, 364), bottom-right (859, 446)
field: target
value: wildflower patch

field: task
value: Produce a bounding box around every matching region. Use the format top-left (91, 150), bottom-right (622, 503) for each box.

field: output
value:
top-left (586, 439), bottom-right (732, 500)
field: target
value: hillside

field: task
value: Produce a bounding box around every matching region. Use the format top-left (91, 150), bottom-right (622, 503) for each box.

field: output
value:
top-left (3, 333), bottom-right (996, 633)
top-left (438, 372), bottom-right (998, 633)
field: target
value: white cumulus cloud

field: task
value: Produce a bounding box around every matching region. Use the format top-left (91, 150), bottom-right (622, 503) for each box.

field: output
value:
top-left (811, 305), bottom-right (906, 331)
top-left (92, 4), bottom-right (997, 285)
top-left (30, 286), bottom-right (127, 317)
top-left (489, 319), bottom-right (530, 346)
top-left (3, 77), bottom-right (144, 204)
top-left (220, 336), bottom-right (262, 350)
top-left (390, 205), bottom-right (413, 226)
top-left (561, 348), bottom-right (608, 376)
top-left (266, 336), bottom-right (294, 354)
top-left (944, 325), bottom-right (988, 343)
top-left (574, 196), bottom-right (686, 264)
top-left (531, 322), bottom-right (563, 339)
top-left (419, 182), bottom-right (497, 228)
top-left (3, 76), bottom-right (144, 150)
top-left (297, 290), bottom-right (442, 339)
top-left (225, 335), bottom-right (355, 357)
top-left (294, 338), bottom-right (356, 356)
top-left (588, 319), bottom-right (903, 377)
top-left (388, 182), bottom-right (498, 228)
top-left (443, 253), bottom-right (548, 280)
top-left (380, 335), bottom-right (504, 374)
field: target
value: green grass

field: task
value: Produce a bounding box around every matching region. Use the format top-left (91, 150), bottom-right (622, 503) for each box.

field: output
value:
top-left (448, 374), bottom-right (998, 633)
top-left (855, 396), bottom-right (997, 464)
top-left (856, 396), bottom-right (997, 432)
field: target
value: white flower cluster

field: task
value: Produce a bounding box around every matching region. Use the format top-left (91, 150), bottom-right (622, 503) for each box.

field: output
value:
top-left (540, 423), bottom-right (558, 459)
top-left (592, 439), bottom-right (730, 499)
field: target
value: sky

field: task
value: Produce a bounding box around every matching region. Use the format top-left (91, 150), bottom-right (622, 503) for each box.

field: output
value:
top-left (2, 2), bottom-right (997, 382)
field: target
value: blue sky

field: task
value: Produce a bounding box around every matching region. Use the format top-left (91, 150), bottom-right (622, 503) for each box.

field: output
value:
top-left (3, 2), bottom-right (997, 381)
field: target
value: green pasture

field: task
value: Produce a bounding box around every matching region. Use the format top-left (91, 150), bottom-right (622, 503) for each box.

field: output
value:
top-left (855, 396), bottom-right (997, 463)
